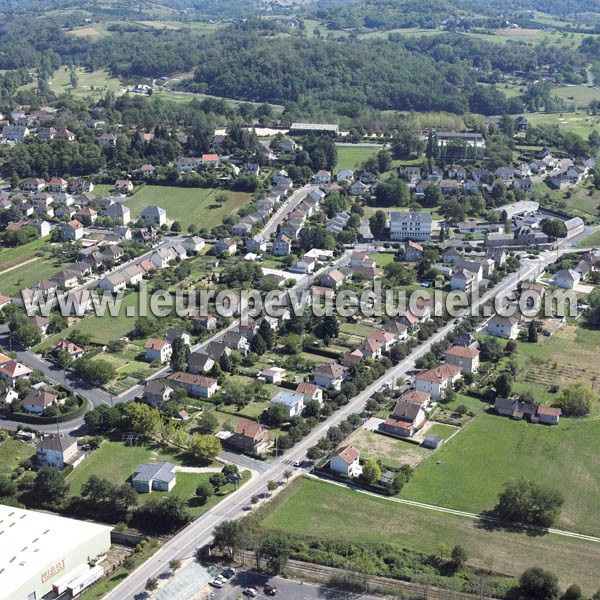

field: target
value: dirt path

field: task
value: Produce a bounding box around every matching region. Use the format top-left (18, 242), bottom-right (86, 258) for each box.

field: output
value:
top-left (0, 255), bottom-right (40, 276)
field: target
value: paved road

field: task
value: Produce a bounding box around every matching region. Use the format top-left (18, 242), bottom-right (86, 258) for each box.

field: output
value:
top-left (104, 244), bottom-right (570, 600)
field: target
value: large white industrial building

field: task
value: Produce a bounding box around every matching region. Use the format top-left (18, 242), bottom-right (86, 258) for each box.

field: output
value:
top-left (0, 505), bottom-right (112, 600)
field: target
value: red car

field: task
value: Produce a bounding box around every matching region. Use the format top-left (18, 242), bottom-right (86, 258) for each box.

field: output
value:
top-left (264, 584), bottom-right (278, 596)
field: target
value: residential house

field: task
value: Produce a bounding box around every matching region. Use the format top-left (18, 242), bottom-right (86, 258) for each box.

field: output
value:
top-left (122, 264), bottom-right (145, 287)
top-left (445, 345), bottom-right (480, 373)
top-left (415, 363), bottom-right (462, 400)
top-left (403, 166), bottom-right (421, 183)
top-left (188, 352), bottom-right (215, 375)
top-left (487, 314), bottom-right (520, 339)
top-left (512, 178), bottom-right (533, 193)
top-left (449, 164), bottom-right (467, 180)
top-left (564, 217), bottom-right (585, 240)
top-left (132, 462), bottom-right (177, 493)
top-left (259, 367), bottom-right (286, 384)
top-left (402, 390), bottom-right (432, 410)
top-left (99, 273), bottom-right (127, 293)
top-left (229, 420), bottom-right (269, 454)
top-left (105, 203), bottom-right (131, 225)
top-left (349, 180), bottom-right (369, 196)
top-left (450, 268), bottom-right (476, 292)
top-left (272, 234), bottom-right (292, 257)
top-left (442, 248), bottom-right (462, 264)
top-left (193, 311), bottom-right (217, 332)
top-left (141, 205), bottom-right (166, 227)
top-left (165, 327), bottom-right (191, 346)
top-left (52, 339), bottom-right (85, 359)
top-left (76, 207), bottom-right (98, 225)
top-left (99, 133), bottom-right (117, 147)
top-left (215, 238), bottom-right (237, 255)
top-left (321, 269), bottom-right (346, 289)
top-left (552, 268), bottom-right (581, 290)
top-left (151, 247), bottom-right (176, 269)
top-left (201, 153), bottom-right (220, 167)
top-left (278, 138), bottom-right (296, 152)
top-left (403, 241), bottom-right (423, 262)
top-left (137, 164), bottom-right (157, 178)
top-left (145, 338), bottom-right (172, 363)
top-left (182, 236), bottom-right (205, 254)
top-left (247, 235), bottom-right (267, 253)
top-left (314, 170), bottom-right (331, 185)
top-left (313, 363), bottom-right (347, 390)
top-left (336, 168), bottom-right (354, 182)
top-left (2, 124), bottom-right (29, 142)
top-left (22, 178), bottom-right (45, 192)
top-left (359, 337), bottom-right (383, 360)
top-left (60, 220), bottom-right (84, 241)
top-left (154, 374), bottom-right (184, 404)
top-left (0, 360), bottom-right (32, 385)
top-left (47, 177), bottom-right (68, 193)
top-left (177, 157), bottom-right (198, 171)
top-left (23, 390), bottom-right (57, 414)
top-left (36, 434), bottom-right (83, 470)
top-left (380, 400), bottom-right (426, 438)
top-left (270, 391), bottom-right (305, 417)
top-left (114, 179), bottom-right (134, 194)
top-left (167, 372), bottom-right (218, 398)
top-left (296, 382), bottom-right (323, 405)
top-left (495, 397), bottom-right (560, 425)
top-left (329, 445), bottom-right (361, 477)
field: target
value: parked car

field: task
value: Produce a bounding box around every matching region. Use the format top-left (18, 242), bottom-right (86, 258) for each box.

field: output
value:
top-left (243, 588), bottom-right (258, 597)
top-left (264, 584), bottom-right (278, 596)
top-left (221, 567), bottom-right (236, 579)
top-left (210, 577), bottom-right (225, 588)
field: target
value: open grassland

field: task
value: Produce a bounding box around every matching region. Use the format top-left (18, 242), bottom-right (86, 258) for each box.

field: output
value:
top-left (552, 85), bottom-right (600, 105)
top-left (125, 186), bottom-right (251, 230)
top-left (533, 180), bottom-right (600, 221)
top-left (0, 237), bottom-right (48, 271)
top-left (261, 477), bottom-right (600, 594)
top-left (0, 255), bottom-right (65, 297)
top-left (526, 111), bottom-right (600, 138)
top-left (335, 145), bottom-right (380, 170)
top-left (402, 411), bottom-right (600, 537)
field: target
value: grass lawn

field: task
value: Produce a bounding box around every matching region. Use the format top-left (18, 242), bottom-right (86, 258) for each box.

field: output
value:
top-left (66, 440), bottom-right (188, 496)
top-left (48, 67), bottom-right (123, 99)
top-left (533, 181), bottom-right (600, 221)
top-left (0, 255), bottom-right (65, 297)
top-left (335, 146), bottom-right (380, 171)
top-left (425, 423), bottom-right (458, 440)
top-left (368, 252), bottom-right (395, 268)
top-left (346, 428), bottom-right (429, 468)
top-left (260, 477), bottom-right (600, 594)
top-left (402, 411), bottom-right (600, 537)
top-left (0, 237), bottom-right (48, 271)
top-left (578, 229), bottom-right (600, 247)
top-left (125, 185), bottom-right (252, 230)
top-left (552, 85), bottom-right (600, 105)
top-left (339, 322), bottom-right (377, 338)
top-left (0, 437), bottom-right (36, 475)
top-left (526, 111), bottom-right (600, 139)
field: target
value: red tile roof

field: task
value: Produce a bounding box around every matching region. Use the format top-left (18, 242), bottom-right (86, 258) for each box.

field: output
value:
top-left (335, 445), bottom-right (360, 464)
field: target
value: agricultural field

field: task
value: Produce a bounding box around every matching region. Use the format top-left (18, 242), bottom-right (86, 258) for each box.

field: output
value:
top-left (260, 477), bottom-right (600, 594)
top-left (335, 145), bottom-right (381, 171)
top-left (124, 186), bottom-right (252, 231)
top-left (533, 180), bottom-right (600, 221)
top-left (0, 254), bottom-right (66, 297)
top-left (345, 428), bottom-right (430, 468)
top-left (551, 85), bottom-right (600, 105)
top-left (49, 67), bottom-right (124, 99)
top-left (402, 411), bottom-right (600, 537)
top-left (526, 111), bottom-right (600, 138)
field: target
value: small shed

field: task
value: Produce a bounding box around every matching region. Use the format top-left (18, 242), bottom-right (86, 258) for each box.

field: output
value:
top-left (423, 433), bottom-right (444, 449)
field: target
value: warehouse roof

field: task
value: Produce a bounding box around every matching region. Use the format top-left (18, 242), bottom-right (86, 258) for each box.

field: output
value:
top-left (0, 505), bottom-right (112, 597)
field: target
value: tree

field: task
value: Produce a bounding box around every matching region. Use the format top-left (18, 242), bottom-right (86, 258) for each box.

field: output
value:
top-left (73, 358), bottom-right (116, 384)
top-left (479, 337), bottom-right (502, 361)
top-left (369, 210), bottom-right (387, 240)
top-left (169, 559), bottom-right (182, 573)
top-left (170, 337), bottom-right (190, 372)
top-left (250, 332), bottom-right (267, 355)
top-left (423, 184), bottom-right (443, 208)
top-left (375, 176), bottom-right (409, 207)
top-left (123, 555), bottom-right (135, 571)
top-left (258, 319), bottom-right (275, 350)
top-left (495, 372), bottom-right (513, 398)
top-left (542, 219), bottom-right (567, 239)
top-left (259, 534), bottom-right (290, 574)
top-left (171, 220), bottom-right (182, 232)
top-left (196, 412), bottom-right (218, 434)
top-left (451, 544), bottom-right (468, 569)
top-left (283, 469), bottom-right (292, 482)
top-left (145, 577), bottom-right (158, 592)
top-left (10, 320), bottom-right (41, 347)
top-left (122, 402), bottom-right (161, 438)
top-left (222, 463), bottom-right (239, 478)
top-left (562, 585), bottom-right (583, 600)
top-left (209, 472), bottom-right (229, 490)
top-left (213, 519), bottom-right (244, 558)
top-left (84, 404), bottom-right (121, 431)
top-left (558, 382), bottom-right (595, 416)
top-left (195, 481), bottom-right (214, 504)
top-left (0, 474), bottom-right (17, 498)
top-left (33, 467), bottom-right (69, 509)
top-left (528, 320), bottom-right (539, 343)
top-left (361, 459), bottom-right (381, 484)
top-left (495, 479), bottom-right (564, 527)
top-left (519, 567), bottom-right (560, 600)
top-left (267, 480), bottom-right (278, 492)
top-left (189, 434), bottom-right (222, 463)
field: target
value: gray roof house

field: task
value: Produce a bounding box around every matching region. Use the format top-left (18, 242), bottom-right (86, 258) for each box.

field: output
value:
top-left (132, 462), bottom-right (177, 493)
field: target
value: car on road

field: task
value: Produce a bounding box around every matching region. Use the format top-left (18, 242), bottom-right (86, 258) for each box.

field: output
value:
top-left (264, 584), bottom-right (278, 595)
top-left (243, 587), bottom-right (258, 597)
top-left (221, 568), bottom-right (236, 579)
top-left (293, 460), bottom-right (301, 467)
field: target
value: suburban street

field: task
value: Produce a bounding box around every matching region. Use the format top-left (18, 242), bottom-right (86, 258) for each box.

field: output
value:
top-left (103, 242), bottom-right (575, 600)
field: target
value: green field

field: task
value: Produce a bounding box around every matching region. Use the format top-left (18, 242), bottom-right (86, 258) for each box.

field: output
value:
top-left (533, 180), bottom-right (600, 221)
top-left (0, 255), bottom-right (65, 297)
top-left (552, 85), bottom-right (600, 105)
top-left (335, 146), bottom-right (380, 171)
top-left (260, 477), bottom-right (600, 593)
top-left (578, 229), bottom-right (600, 247)
top-left (125, 186), bottom-right (252, 230)
top-left (402, 411), bottom-right (600, 536)
top-left (66, 440), bottom-right (187, 496)
top-left (526, 111), bottom-right (600, 138)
